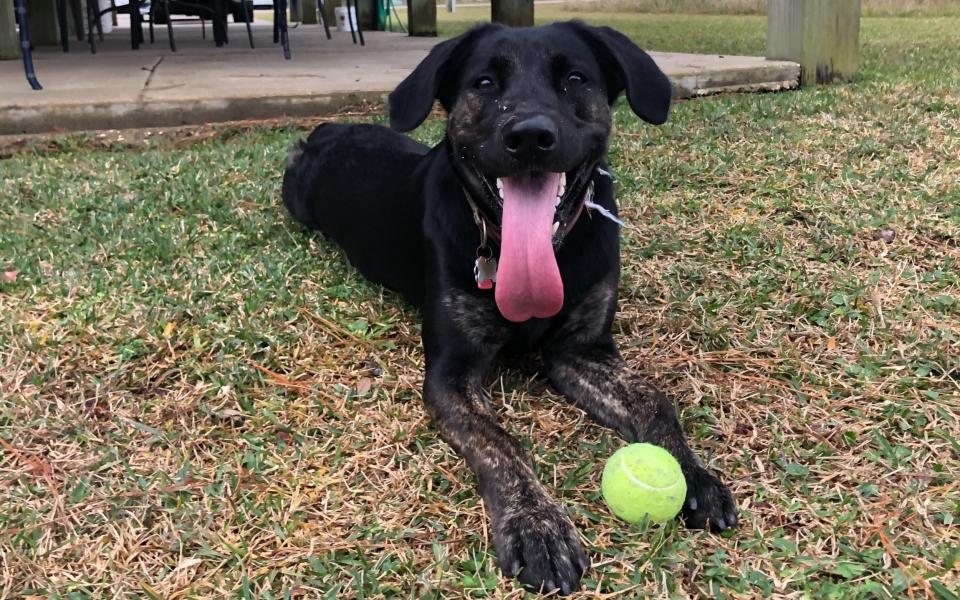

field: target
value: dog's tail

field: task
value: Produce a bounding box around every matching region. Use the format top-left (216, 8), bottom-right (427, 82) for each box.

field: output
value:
top-left (281, 138), bottom-right (320, 230)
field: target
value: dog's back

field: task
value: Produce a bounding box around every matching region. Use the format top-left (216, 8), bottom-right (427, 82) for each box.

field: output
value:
top-left (282, 123), bottom-right (430, 305)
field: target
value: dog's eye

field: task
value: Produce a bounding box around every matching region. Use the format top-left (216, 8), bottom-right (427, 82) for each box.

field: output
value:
top-left (474, 76), bottom-right (495, 91)
top-left (567, 71), bottom-right (587, 84)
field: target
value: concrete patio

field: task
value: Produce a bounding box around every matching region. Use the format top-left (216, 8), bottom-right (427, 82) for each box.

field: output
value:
top-left (0, 21), bottom-right (800, 135)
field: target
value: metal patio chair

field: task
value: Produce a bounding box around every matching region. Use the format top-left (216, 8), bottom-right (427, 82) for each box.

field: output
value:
top-left (85, 0), bottom-right (150, 53)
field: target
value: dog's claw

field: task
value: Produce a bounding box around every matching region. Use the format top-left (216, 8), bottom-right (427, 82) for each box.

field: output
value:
top-left (727, 510), bottom-right (739, 528)
top-left (577, 554), bottom-right (589, 573)
top-left (493, 494), bottom-right (586, 596)
top-left (680, 465), bottom-right (737, 532)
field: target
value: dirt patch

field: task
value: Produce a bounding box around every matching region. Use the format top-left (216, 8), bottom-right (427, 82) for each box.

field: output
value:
top-left (0, 104), bottom-right (387, 160)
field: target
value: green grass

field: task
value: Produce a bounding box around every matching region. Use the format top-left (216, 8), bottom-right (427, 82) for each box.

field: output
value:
top-left (558, 0), bottom-right (960, 17)
top-left (2, 9), bottom-right (959, 600)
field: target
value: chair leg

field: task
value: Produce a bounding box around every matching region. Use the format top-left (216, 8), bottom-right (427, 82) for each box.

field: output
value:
top-left (56, 0), bottom-right (70, 51)
top-left (71, 0), bottom-right (84, 41)
top-left (218, 0), bottom-right (228, 45)
top-left (277, 0), bottom-right (290, 59)
top-left (14, 0), bottom-right (42, 90)
top-left (94, 3), bottom-right (104, 41)
top-left (317, 0), bottom-right (330, 40)
top-left (273, 3), bottom-right (279, 44)
top-left (130, 0), bottom-right (142, 49)
top-left (342, 0), bottom-right (364, 45)
top-left (148, 1), bottom-right (155, 43)
top-left (212, 0), bottom-right (227, 46)
top-left (162, 0), bottom-right (177, 52)
top-left (353, 0), bottom-right (363, 46)
top-left (241, 0), bottom-right (254, 49)
top-left (346, 0), bottom-right (356, 44)
top-left (86, 0), bottom-right (97, 53)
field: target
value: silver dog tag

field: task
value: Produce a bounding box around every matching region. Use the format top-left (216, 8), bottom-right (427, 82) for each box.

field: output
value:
top-left (474, 256), bottom-right (498, 289)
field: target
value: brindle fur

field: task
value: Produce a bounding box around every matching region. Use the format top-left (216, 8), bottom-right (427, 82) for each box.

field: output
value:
top-left (282, 21), bottom-right (737, 596)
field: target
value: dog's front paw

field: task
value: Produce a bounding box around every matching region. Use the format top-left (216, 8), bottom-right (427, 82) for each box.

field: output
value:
top-left (681, 465), bottom-right (738, 531)
top-left (492, 493), bottom-right (588, 596)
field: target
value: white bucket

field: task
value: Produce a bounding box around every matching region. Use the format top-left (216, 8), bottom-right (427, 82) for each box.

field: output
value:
top-left (99, 0), bottom-right (113, 33)
top-left (335, 6), bottom-right (357, 32)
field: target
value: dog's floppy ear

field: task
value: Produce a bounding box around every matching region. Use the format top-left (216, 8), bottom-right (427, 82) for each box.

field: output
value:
top-left (563, 21), bottom-right (673, 125)
top-left (389, 25), bottom-right (496, 132)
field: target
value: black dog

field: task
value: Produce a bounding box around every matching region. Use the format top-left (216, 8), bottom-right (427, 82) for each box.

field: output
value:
top-left (283, 21), bottom-right (737, 595)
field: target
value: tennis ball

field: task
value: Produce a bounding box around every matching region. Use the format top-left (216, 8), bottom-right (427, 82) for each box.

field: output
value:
top-left (601, 443), bottom-right (687, 524)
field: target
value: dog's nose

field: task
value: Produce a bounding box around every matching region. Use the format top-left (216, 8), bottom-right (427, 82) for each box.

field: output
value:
top-left (502, 114), bottom-right (558, 159)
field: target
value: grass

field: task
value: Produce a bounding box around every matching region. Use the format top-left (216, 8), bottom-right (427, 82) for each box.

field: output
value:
top-left (2, 7), bottom-right (959, 600)
top-left (560, 0), bottom-right (960, 17)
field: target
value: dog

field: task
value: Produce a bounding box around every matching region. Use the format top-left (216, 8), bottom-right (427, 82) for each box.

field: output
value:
top-left (282, 21), bottom-right (737, 595)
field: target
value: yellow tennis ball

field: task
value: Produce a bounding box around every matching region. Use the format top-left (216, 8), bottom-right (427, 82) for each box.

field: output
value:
top-left (601, 443), bottom-right (687, 523)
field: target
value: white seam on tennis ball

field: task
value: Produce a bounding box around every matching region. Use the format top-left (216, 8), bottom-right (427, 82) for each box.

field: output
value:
top-left (619, 452), bottom-right (681, 492)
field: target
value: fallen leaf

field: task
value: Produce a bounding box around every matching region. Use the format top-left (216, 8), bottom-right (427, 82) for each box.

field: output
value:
top-left (176, 557), bottom-right (203, 571)
top-left (214, 408), bottom-right (246, 421)
top-left (355, 377), bottom-right (373, 396)
top-left (3, 270), bottom-right (17, 283)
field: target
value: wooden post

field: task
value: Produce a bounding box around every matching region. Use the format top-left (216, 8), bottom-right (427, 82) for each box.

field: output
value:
top-left (1, 0), bottom-right (18, 59)
top-left (491, 0), bottom-right (533, 27)
top-left (407, 0), bottom-right (436, 36)
top-left (767, 0), bottom-right (861, 85)
top-left (27, 0), bottom-right (61, 46)
top-left (302, 0), bottom-right (318, 24)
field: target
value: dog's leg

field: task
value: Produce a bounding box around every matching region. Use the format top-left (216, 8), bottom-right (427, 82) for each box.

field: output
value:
top-left (543, 339), bottom-right (738, 531)
top-left (424, 369), bottom-right (589, 593)
top-left (423, 296), bottom-right (588, 595)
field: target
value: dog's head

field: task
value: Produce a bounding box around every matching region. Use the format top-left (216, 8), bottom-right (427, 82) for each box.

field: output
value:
top-left (389, 22), bottom-right (671, 321)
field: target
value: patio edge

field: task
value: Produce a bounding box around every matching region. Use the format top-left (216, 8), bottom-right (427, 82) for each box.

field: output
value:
top-left (0, 91), bottom-right (391, 135)
top-left (0, 60), bottom-right (801, 135)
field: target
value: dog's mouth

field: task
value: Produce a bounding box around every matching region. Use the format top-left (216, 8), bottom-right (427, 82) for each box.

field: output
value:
top-left (472, 161), bottom-right (596, 248)
top-left (466, 162), bottom-right (597, 323)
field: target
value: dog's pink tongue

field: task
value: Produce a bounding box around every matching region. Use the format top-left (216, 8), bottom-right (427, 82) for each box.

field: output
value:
top-left (495, 172), bottom-right (563, 322)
